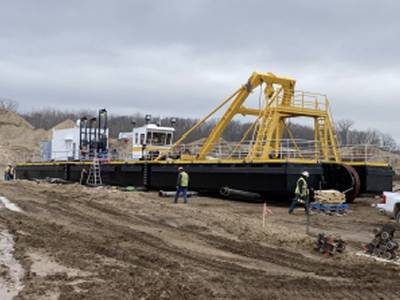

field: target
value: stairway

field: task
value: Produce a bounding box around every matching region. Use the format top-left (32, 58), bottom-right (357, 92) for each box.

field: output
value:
top-left (317, 116), bottom-right (335, 160)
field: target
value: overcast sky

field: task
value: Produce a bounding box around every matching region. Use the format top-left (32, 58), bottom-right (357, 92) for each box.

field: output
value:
top-left (0, 1), bottom-right (399, 140)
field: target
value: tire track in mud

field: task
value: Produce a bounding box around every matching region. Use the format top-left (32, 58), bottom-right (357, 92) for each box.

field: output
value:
top-left (128, 214), bottom-right (400, 299)
top-left (17, 196), bottom-right (270, 277)
top-left (2, 183), bottom-right (400, 299)
top-left (31, 192), bottom-right (400, 276)
top-left (94, 203), bottom-right (400, 299)
top-left (2, 210), bottom-right (219, 298)
top-left (63, 198), bottom-right (400, 299)
top-left (0, 191), bottom-right (334, 298)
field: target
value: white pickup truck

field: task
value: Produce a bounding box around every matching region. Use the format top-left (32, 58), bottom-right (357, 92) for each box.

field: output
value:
top-left (375, 192), bottom-right (400, 223)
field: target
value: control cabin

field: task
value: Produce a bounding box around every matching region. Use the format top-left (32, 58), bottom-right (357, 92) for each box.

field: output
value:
top-left (132, 124), bottom-right (174, 159)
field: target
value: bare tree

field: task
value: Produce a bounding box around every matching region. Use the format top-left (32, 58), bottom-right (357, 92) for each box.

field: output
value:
top-left (380, 133), bottom-right (397, 151)
top-left (0, 98), bottom-right (18, 113)
top-left (336, 119), bottom-right (354, 146)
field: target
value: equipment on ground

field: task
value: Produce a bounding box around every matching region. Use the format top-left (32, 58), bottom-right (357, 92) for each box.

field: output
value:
top-left (365, 224), bottom-right (398, 260)
top-left (314, 233), bottom-right (346, 256)
top-left (219, 187), bottom-right (261, 200)
top-left (310, 202), bottom-right (349, 214)
top-left (158, 190), bottom-right (198, 197)
top-left (314, 190), bottom-right (346, 204)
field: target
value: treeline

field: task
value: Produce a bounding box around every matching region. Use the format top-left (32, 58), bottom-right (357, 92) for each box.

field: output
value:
top-left (19, 108), bottom-right (399, 150)
top-left (20, 109), bottom-right (250, 143)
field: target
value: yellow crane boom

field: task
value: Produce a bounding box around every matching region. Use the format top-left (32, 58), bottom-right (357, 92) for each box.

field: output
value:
top-left (159, 71), bottom-right (340, 163)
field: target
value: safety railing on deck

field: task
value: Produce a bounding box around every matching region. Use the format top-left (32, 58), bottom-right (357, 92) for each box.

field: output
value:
top-left (15, 142), bottom-right (392, 164)
top-left (166, 140), bottom-right (391, 163)
top-left (168, 139), bottom-right (325, 161)
top-left (339, 144), bottom-right (392, 163)
top-left (270, 90), bottom-right (329, 112)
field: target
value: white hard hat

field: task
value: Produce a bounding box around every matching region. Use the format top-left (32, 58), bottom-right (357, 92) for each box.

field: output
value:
top-left (301, 171), bottom-right (310, 178)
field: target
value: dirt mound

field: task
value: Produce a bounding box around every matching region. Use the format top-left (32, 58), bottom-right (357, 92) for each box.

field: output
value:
top-left (0, 109), bottom-right (34, 129)
top-left (108, 138), bottom-right (131, 159)
top-left (0, 110), bottom-right (49, 167)
top-left (51, 119), bottom-right (76, 130)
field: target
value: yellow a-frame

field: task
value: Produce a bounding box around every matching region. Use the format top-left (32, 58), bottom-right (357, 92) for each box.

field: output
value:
top-left (160, 72), bottom-right (340, 163)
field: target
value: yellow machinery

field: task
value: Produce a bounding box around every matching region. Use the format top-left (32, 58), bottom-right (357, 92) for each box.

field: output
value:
top-left (160, 71), bottom-right (340, 163)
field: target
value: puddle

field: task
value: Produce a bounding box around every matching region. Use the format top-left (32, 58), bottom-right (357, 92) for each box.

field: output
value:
top-left (0, 196), bottom-right (22, 212)
top-left (29, 252), bottom-right (92, 278)
top-left (0, 230), bottom-right (25, 300)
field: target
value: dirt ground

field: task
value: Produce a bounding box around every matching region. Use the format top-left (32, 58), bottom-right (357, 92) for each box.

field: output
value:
top-left (0, 180), bottom-right (400, 299)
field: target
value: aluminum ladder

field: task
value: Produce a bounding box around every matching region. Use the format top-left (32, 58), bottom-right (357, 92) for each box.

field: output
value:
top-left (86, 158), bottom-right (102, 186)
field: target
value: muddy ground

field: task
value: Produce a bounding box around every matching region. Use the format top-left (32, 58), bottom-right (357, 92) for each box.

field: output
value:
top-left (0, 180), bottom-right (400, 299)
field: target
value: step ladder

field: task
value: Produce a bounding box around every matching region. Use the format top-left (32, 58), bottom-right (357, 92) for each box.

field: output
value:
top-left (86, 158), bottom-right (102, 186)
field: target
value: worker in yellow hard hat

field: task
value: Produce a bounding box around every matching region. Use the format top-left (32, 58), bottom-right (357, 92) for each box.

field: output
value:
top-left (288, 171), bottom-right (310, 214)
top-left (4, 164), bottom-right (14, 181)
top-left (174, 166), bottom-right (189, 204)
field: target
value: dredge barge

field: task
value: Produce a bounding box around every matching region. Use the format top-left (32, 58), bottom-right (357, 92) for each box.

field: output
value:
top-left (16, 72), bottom-right (393, 201)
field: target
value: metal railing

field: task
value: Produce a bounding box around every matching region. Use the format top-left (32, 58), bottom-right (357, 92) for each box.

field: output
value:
top-left (339, 144), bottom-right (392, 163)
top-left (168, 139), bottom-right (326, 161)
top-left (14, 142), bottom-right (392, 164)
top-left (165, 140), bottom-right (392, 163)
top-left (269, 90), bottom-right (329, 112)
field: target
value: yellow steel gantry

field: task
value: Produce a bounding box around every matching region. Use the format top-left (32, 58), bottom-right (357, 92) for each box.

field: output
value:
top-left (158, 71), bottom-right (341, 163)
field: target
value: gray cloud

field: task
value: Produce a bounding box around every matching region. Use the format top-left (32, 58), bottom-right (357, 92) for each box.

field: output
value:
top-left (0, 0), bottom-right (399, 140)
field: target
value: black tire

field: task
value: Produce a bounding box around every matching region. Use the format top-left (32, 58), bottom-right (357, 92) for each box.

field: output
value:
top-left (396, 211), bottom-right (400, 224)
top-left (386, 241), bottom-right (396, 251)
top-left (383, 251), bottom-right (393, 260)
top-left (371, 237), bottom-right (380, 246)
top-left (335, 240), bottom-right (346, 253)
top-left (381, 231), bottom-right (390, 241)
top-left (379, 250), bottom-right (387, 258)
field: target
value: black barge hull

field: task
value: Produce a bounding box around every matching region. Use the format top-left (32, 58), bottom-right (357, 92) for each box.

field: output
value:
top-left (16, 162), bottom-right (393, 201)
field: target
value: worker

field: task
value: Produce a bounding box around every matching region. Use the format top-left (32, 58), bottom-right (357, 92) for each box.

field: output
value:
top-left (80, 168), bottom-right (88, 185)
top-left (288, 171), bottom-right (310, 214)
top-left (4, 164), bottom-right (14, 181)
top-left (174, 166), bottom-right (189, 204)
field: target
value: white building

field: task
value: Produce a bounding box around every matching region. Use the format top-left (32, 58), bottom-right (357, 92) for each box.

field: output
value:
top-left (50, 122), bottom-right (109, 161)
top-left (51, 127), bottom-right (80, 161)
